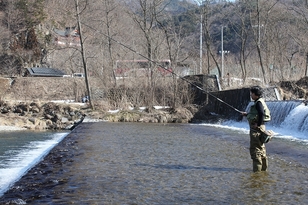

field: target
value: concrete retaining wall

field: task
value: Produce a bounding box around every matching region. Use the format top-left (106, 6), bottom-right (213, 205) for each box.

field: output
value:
top-left (191, 87), bottom-right (280, 122)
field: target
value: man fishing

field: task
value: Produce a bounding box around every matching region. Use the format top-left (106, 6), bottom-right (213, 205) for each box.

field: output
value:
top-left (241, 86), bottom-right (271, 172)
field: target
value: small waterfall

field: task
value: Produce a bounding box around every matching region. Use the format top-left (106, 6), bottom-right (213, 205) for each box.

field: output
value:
top-left (246, 101), bottom-right (308, 132)
top-left (280, 104), bottom-right (308, 132)
top-left (266, 101), bottom-right (302, 125)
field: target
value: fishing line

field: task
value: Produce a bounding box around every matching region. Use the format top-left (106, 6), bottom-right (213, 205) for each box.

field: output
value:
top-left (82, 24), bottom-right (242, 113)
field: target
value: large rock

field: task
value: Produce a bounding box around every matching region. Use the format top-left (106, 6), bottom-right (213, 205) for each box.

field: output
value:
top-left (0, 101), bottom-right (85, 130)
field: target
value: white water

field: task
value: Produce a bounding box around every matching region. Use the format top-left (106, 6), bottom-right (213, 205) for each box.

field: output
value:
top-left (203, 101), bottom-right (308, 144)
top-left (0, 132), bottom-right (68, 197)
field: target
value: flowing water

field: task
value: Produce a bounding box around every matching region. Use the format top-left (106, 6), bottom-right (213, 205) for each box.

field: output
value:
top-left (0, 101), bottom-right (308, 204)
top-left (0, 131), bottom-right (69, 197)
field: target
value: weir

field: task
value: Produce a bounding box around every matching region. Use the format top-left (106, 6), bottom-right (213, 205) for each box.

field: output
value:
top-left (263, 101), bottom-right (303, 125)
top-left (192, 86), bottom-right (308, 133)
top-left (241, 100), bottom-right (308, 135)
top-left (191, 87), bottom-right (280, 121)
top-left (246, 101), bottom-right (308, 132)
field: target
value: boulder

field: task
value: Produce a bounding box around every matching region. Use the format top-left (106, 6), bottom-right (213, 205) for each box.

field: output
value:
top-left (0, 101), bottom-right (86, 130)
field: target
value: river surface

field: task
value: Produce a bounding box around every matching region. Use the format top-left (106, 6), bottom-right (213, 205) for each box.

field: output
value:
top-left (0, 121), bottom-right (308, 204)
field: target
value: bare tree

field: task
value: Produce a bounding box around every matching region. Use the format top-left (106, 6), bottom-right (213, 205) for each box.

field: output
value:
top-left (126, 0), bottom-right (166, 107)
top-left (202, 2), bottom-right (225, 78)
top-left (74, 0), bottom-right (94, 109)
top-left (247, 0), bottom-right (280, 83)
top-left (153, 3), bottom-right (191, 107)
top-left (96, 0), bottom-right (121, 86)
top-left (285, 0), bottom-right (308, 77)
top-left (228, 2), bottom-right (250, 83)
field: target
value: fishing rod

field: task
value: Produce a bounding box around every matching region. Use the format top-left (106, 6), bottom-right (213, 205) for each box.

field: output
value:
top-left (108, 37), bottom-right (242, 113)
top-left (83, 25), bottom-right (242, 113)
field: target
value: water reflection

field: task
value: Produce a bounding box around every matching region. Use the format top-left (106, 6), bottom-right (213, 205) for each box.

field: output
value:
top-left (239, 172), bottom-right (279, 204)
top-left (244, 172), bottom-right (274, 188)
top-left (135, 163), bottom-right (249, 172)
top-left (1, 122), bottom-right (308, 204)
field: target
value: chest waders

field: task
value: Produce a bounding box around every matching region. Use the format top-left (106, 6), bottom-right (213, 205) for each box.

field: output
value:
top-left (247, 98), bottom-right (271, 172)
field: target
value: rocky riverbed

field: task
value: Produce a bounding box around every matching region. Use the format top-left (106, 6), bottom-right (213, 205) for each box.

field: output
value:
top-left (0, 101), bottom-right (86, 130)
top-left (0, 100), bottom-right (198, 130)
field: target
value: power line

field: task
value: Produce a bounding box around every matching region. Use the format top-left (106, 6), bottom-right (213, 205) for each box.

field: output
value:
top-left (82, 24), bottom-right (242, 113)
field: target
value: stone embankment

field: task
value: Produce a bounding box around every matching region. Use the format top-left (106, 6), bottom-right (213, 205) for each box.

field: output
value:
top-left (0, 100), bottom-right (197, 130)
top-left (0, 101), bottom-right (86, 130)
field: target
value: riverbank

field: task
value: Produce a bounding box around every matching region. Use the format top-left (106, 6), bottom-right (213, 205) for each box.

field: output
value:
top-left (0, 100), bottom-right (200, 131)
top-left (0, 122), bottom-right (308, 204)
top-left (0, 100), bottom-right (87, 130)
top-left (1, 76), bottom-right (307, 131)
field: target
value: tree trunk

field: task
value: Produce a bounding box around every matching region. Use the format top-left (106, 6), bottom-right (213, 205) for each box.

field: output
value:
top-left (75, 0), bottom-right (94, 109)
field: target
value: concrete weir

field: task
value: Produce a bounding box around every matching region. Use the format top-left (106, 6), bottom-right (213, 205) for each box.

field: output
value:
top-left (191, 86), bottom-right (281, 122)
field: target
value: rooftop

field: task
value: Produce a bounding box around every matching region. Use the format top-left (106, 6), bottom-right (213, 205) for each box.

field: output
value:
top-left (27, 67), bottom-right (66, 77)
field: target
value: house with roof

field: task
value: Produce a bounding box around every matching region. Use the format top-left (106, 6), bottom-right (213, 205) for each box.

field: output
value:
top-left (26, 67), bottom-right (67, 77)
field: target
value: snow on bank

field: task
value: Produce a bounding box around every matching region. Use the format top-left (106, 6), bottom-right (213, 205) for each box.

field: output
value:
top-left (0, 126), bottom-right (26, 131)
top-left (82, 117), bottom-right (104, 123)
top-left (107, 106), bottom-right (170, 113)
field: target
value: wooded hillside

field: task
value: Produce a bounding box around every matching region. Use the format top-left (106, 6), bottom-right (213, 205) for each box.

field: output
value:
top-left (0, 0), bottom-right (307, 81)
top-left (0, 0), bottom-right (307, 107)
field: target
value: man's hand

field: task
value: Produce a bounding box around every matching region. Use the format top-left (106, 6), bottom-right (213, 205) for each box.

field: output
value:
top-left (241, 112), bottom-right (247, 116)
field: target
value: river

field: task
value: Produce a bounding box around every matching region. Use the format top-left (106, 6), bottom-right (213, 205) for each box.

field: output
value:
top-left (0, 119), bottom-right (307, 204)
top-left (1, 100), bottom-right (308, 204)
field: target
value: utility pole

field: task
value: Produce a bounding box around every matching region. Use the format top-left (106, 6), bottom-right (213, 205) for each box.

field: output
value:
top-left (257, 0), bottom-right (261, 48)
top-left (194, 0), bottom-right (203, 74)
top-left (221, 26), bottom-right (224, 78)
top-left (199, 14), bottom-right (203, 74)
top-left (306, 54), bottom-right (308, 76)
